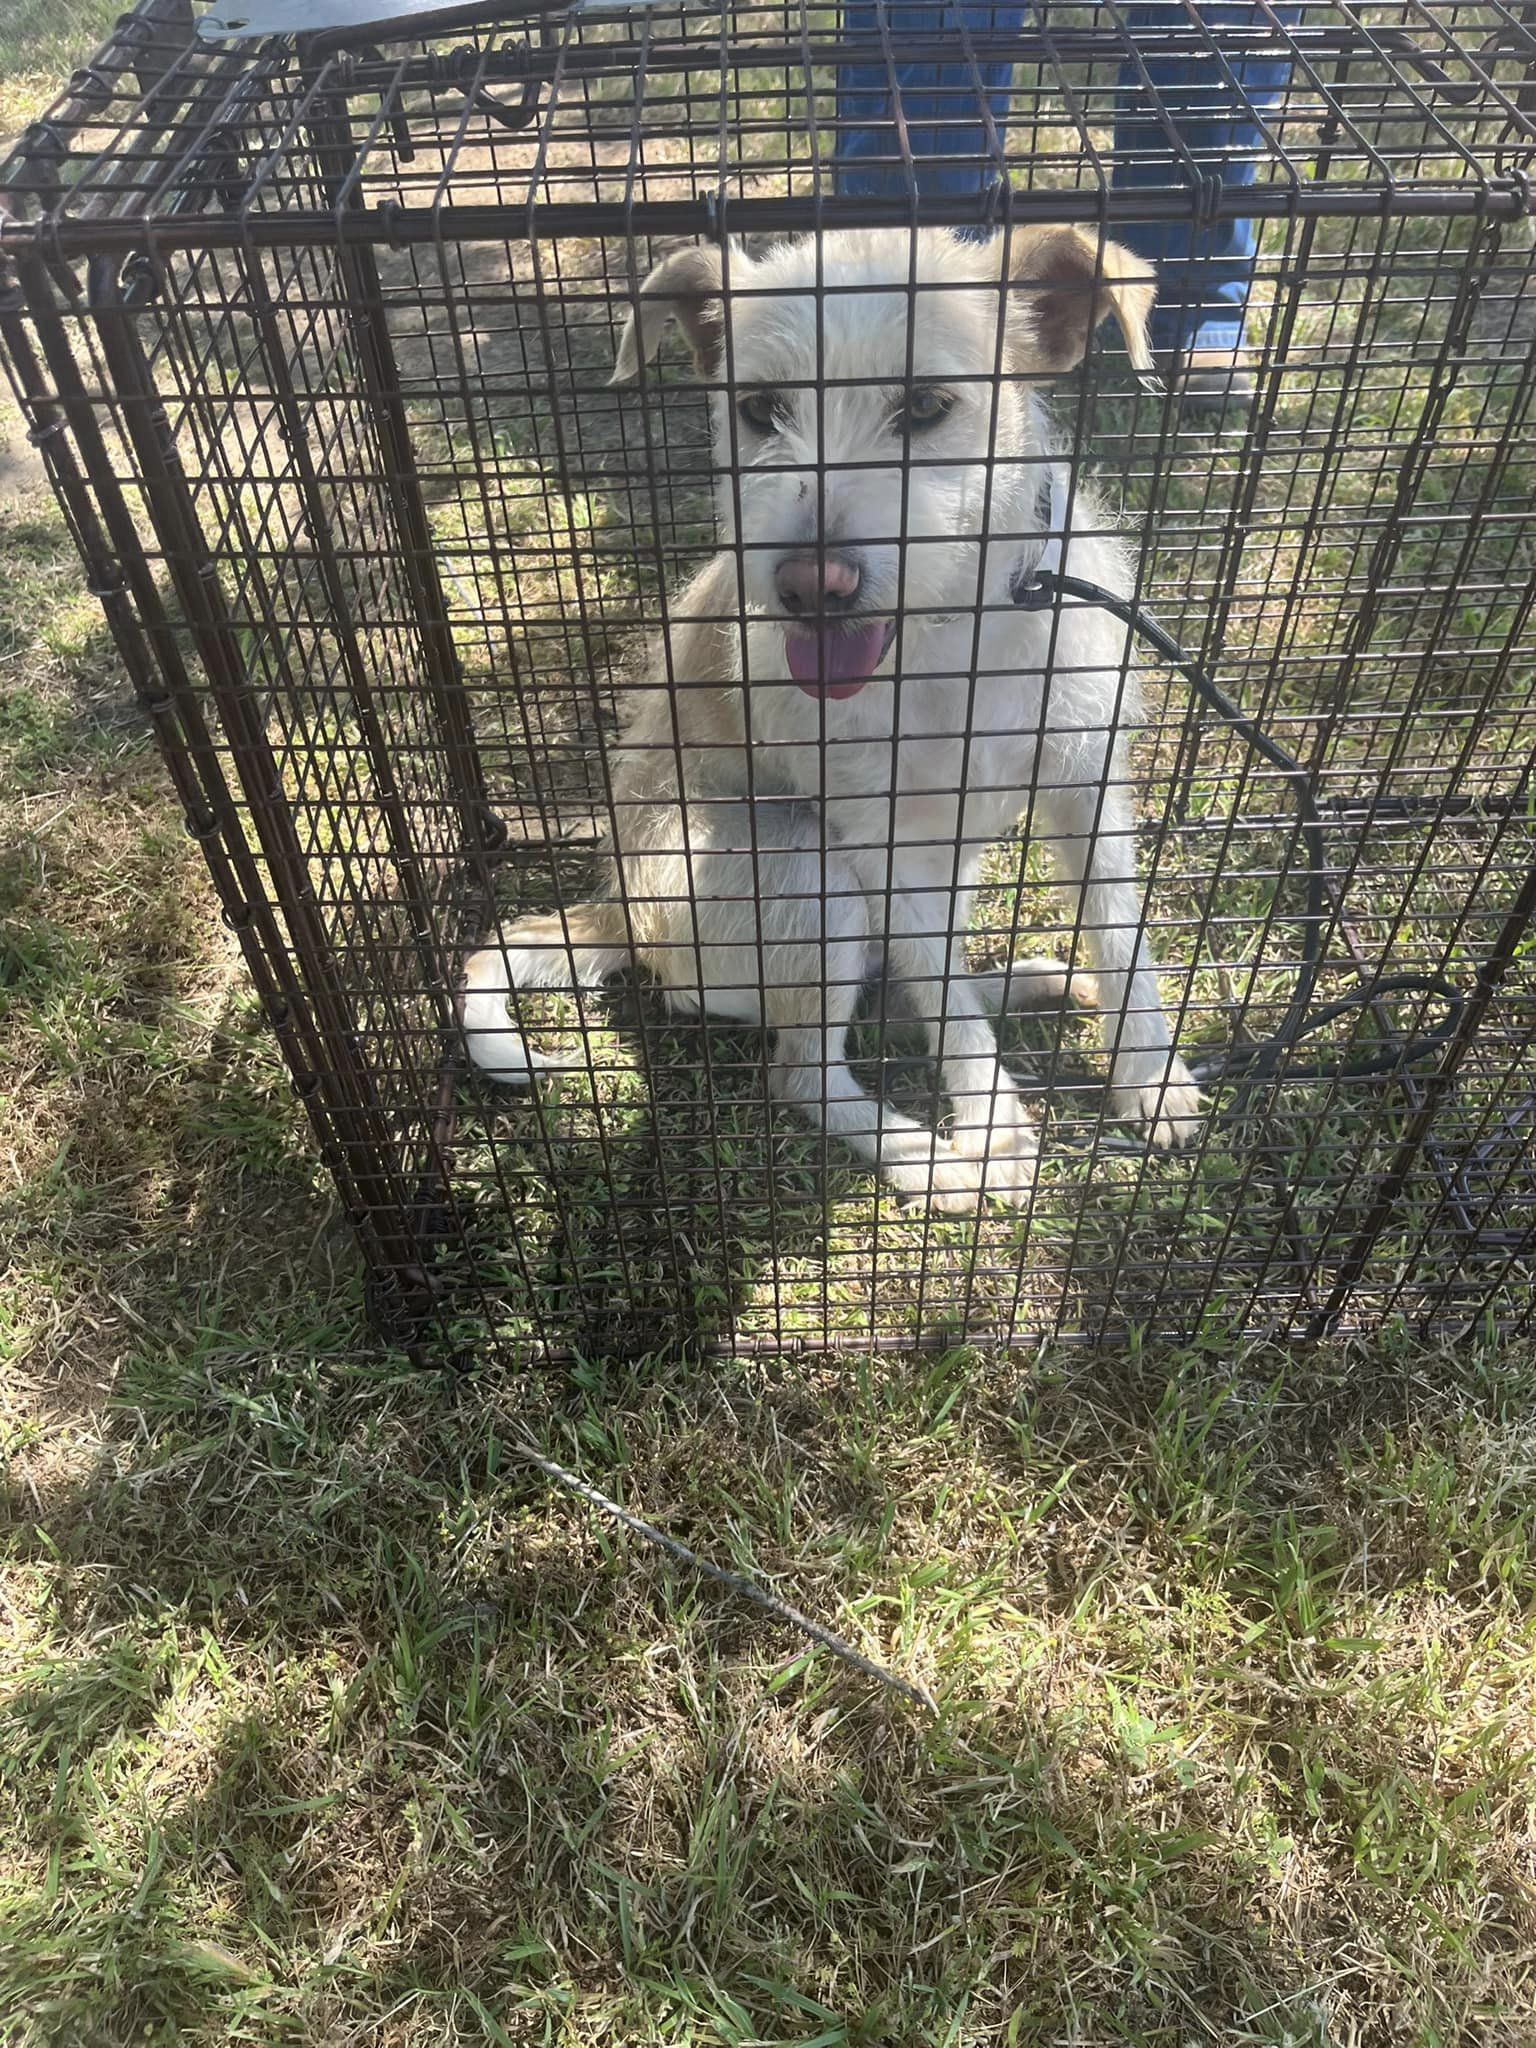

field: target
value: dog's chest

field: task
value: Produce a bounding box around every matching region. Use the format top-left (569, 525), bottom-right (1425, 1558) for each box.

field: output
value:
top-left (828, 711), bottom-right (1036, 829)
top-left (758, 619), bottom-right (1050, 852)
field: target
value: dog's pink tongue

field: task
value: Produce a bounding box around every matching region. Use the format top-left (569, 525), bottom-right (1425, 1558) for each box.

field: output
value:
top-left (785, 622), bottom-right (889, 699)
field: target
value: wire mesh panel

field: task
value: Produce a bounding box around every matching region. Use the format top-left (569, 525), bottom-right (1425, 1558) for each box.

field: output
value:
top-left (3, 0), bottom-right (1535, 1359)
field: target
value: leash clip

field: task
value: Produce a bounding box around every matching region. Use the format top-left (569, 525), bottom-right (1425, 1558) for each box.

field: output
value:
top-left (1010, 462), bottom-right (1071, 609)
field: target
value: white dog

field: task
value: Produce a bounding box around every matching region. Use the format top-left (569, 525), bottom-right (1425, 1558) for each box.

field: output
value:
top-left (462, 225), bottom-right (1201, 1210)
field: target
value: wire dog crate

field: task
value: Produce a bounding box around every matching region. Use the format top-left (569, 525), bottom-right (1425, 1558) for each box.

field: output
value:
top-left (4, 0), bottom-right (1536, 1360)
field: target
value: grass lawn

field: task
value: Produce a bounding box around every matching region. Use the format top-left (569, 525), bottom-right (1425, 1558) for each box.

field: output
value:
top-left (4, 8), bottom-right (1536, 2044)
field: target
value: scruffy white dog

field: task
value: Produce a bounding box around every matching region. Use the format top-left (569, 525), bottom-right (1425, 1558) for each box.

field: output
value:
top-left (462, 225), bottom-right (1201, 1210)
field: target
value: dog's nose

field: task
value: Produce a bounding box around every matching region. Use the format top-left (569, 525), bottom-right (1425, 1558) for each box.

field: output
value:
top-left (775, 552), bottom-right (862, 616)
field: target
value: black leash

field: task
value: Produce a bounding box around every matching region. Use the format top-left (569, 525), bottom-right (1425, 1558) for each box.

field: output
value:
top-left (1008, 562), bottom-right (1466, 1093)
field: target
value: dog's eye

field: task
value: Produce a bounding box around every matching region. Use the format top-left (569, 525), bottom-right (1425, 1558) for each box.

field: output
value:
top-left (899, 387), bottom-right (955, 433)
top-left (737, 390), bottom-right (783, 435)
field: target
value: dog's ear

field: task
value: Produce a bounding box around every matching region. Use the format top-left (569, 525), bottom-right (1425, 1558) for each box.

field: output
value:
top-left (1003, 225), bottom-right (1156, 376)
top-left (610, 244), bottom-right (725, 385)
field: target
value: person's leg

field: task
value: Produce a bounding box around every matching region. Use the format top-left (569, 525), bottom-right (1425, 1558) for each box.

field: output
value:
top-left (1113, 0), bottom-right (1300, 400)
top-left (834, 1), bottom-right (1026, 207)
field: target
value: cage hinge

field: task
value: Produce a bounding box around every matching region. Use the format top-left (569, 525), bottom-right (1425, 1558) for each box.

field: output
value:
top-left (117, 251), bottom-right (163, 308)
top-left (200, 123), bottom-right (254, 212)
top-left (84, 563), bottom-right (129, 600)
top-left (9, 122), bottom-right (71, 203)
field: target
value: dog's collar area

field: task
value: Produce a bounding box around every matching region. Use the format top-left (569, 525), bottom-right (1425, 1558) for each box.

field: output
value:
top-left (1009, 464), bottom-right (1071, 610)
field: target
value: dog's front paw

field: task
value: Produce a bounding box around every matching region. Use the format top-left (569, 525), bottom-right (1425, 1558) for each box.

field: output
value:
top-left (927, 1141), bottom-right (1036, 1214)
top-left (928, 1106), bottom-right (1038, 1213)
top-left (1110, 1053), bottom-right (1204, 1151)
top-left (874, 1100), bottom-right (1037, 1214)
top-left (951, 1091), bottom-right (1037, 1189)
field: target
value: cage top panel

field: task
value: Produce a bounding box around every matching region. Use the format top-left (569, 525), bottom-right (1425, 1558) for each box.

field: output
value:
top-left (2, 0), bottom-right (1535, 256)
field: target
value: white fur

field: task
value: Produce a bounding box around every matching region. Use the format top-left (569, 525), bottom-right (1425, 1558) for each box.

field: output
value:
top-left (463, 228), bottom-right (1201, 1211)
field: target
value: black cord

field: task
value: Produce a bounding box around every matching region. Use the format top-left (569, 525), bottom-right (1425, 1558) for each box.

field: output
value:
top-left (1009, 565), bottom-right (1466, 1090)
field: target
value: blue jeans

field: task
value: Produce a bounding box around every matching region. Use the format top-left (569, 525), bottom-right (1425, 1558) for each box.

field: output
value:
top-left (835, 1), bottom-right (1298, 354)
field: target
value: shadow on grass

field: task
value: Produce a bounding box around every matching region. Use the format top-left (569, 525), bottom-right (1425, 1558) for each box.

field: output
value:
top-left (1, 793), bottom-right (361, 1407)
top-left (5, 1326), bottom-right (1536, 2043)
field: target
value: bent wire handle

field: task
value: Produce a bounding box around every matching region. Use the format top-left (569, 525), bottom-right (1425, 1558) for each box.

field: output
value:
top-left (1370, 24), bottom-right (1536, 107)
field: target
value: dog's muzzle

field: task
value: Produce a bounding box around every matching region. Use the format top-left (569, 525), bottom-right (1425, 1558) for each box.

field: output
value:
top-left (776, 548), bottom-right (896, 700)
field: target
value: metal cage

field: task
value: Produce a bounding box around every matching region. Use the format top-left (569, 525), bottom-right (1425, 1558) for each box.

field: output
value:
top-left (4, 0), bottom-right (1536, 1362)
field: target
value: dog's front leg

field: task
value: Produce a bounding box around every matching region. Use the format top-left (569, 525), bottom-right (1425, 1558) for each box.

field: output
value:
top-left (1034, 764), bottom-right (1203, 1150)
top-left (758, 850), bottom-right (1005, 1214)
top-left (884, 886), bottom-right (1037, 1207)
